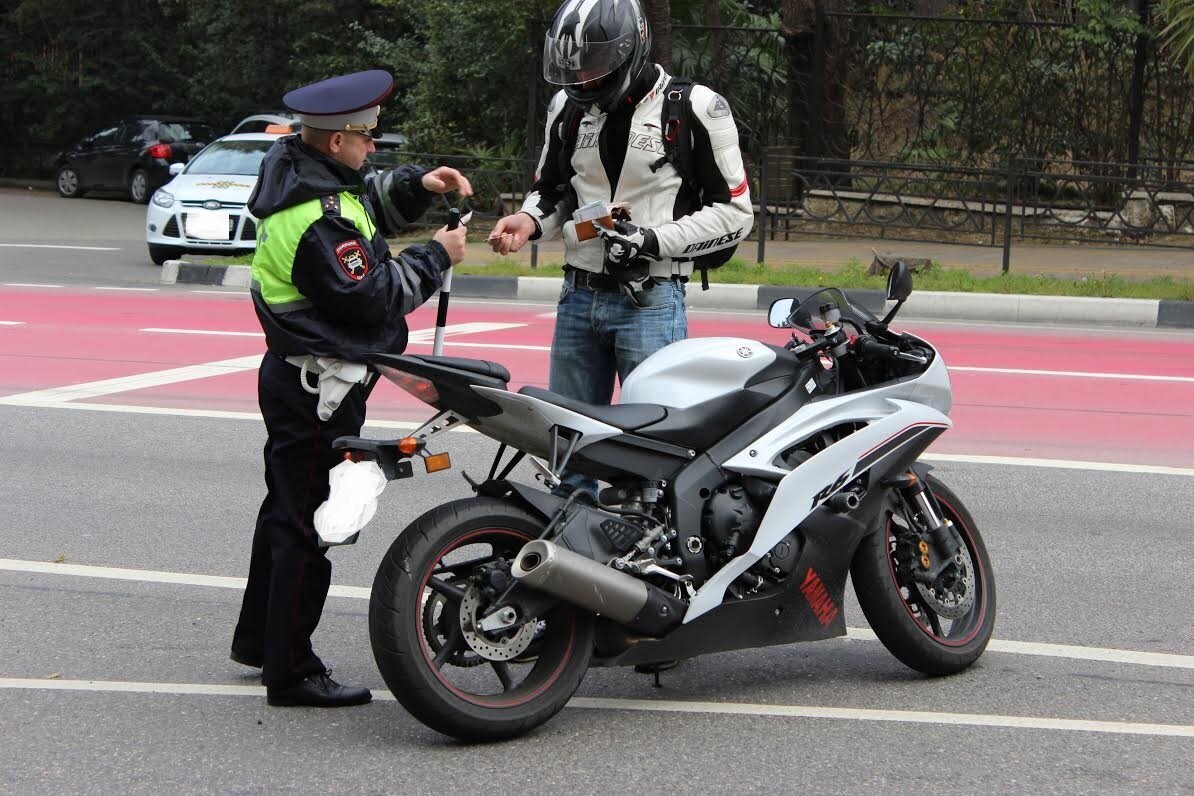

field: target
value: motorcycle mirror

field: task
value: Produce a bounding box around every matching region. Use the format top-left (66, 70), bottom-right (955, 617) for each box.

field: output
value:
top-left (767, 298), bottom-right (795, 328)
top-left (886, 261), bottom-right (914, 302)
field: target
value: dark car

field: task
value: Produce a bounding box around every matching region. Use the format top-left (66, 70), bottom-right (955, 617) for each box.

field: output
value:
top-left (55, 116), bottom-right (219, 204)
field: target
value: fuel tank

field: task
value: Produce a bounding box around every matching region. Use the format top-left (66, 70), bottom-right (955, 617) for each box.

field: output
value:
top-left (620, 337), bottom-right (777, 409)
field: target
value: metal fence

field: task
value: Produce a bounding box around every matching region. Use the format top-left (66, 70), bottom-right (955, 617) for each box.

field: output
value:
top-left (756, 152), bottom-right (1194, 271)
top-left (516, 8), bottom-right (1194, 269)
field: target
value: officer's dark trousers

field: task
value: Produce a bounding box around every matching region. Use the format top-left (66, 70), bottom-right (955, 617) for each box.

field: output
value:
top-left (231, 351), bottom-right (375, 689)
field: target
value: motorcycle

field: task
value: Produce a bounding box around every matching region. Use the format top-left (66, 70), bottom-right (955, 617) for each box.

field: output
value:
top-left (335, 262), bottom-right (995, 740)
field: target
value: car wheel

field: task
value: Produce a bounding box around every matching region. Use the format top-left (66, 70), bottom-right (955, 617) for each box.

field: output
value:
top-left (56, 166), bottom-right (84, 198)
top-left (148, 244), bottom-right (184, 266)
top-left (129, 168), bottom-right (150, 204)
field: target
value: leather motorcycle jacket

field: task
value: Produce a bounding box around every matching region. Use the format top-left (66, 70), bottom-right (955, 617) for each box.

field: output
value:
top-left (520, 66), bottom-right (753, 279)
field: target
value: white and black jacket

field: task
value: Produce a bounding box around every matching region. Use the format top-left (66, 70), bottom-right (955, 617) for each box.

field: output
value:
top-left (520, 67), bottom-right (753, 279)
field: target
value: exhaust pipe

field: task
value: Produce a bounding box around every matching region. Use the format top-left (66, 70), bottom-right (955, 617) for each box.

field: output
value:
top-left (512, 540), bottom-right (684, 637)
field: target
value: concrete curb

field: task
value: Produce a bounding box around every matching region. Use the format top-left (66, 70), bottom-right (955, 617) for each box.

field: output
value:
top-left (161, 263), bottom-right (1194, 329)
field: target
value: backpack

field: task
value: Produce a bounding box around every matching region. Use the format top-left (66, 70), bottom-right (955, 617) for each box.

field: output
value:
top-left (555, 77), bottom-right (739, 289)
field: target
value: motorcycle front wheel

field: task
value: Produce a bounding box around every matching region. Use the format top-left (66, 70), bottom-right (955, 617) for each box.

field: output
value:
top-left (851, 474), bottom-right (996, 675)
top-left (369, 497), bottom-right (594, 741)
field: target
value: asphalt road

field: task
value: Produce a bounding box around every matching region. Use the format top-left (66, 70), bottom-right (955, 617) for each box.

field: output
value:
top-left (1, 188), bottom-right (1193, 792)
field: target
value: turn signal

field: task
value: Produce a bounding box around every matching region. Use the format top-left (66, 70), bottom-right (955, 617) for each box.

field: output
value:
top-left (423, 452), bottom-right (452, 473)
top-left (397, 437), bottom-right (422, 455)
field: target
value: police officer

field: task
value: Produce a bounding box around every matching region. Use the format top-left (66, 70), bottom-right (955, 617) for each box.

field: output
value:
top-left (230, 69), bottom-right (474, 707)
top-left (487, 0), bottom-right (753, 498)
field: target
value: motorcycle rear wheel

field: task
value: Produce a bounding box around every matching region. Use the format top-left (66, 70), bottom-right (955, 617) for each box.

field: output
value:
top-left (369, 497), bottom-right (594, 741)
top-left (852, 474), bottom-right (995, 675)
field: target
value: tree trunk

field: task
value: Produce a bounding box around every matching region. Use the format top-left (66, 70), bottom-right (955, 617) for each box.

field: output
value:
top-left (704, 0), bottom-right (727, 92)
top-left (782, 1), bottom-right (850, 187)
top-left (782, 0), bottom-right (817, 153)
top-left (644, 0), bottom-right (673, 72)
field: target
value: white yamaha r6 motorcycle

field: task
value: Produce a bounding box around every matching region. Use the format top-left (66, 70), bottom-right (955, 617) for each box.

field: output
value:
top-left (335, 263), bottom-right (995, 741)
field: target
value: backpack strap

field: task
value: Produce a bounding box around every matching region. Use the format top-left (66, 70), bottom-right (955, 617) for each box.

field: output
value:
top-left (650, 77), bottom-right (718, 289)
top-left (649, 77), bottom-right (697, 196)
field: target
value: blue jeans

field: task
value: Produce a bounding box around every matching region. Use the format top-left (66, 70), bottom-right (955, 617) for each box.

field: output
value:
top-left (549, 275), bottom-right (688, 496)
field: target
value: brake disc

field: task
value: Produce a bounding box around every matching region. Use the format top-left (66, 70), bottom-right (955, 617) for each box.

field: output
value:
top-left (422, 588), bottom-right (485, 667)
top-left (459, 586), bottom-right (537, 662)
top-left (915, 542), bottom-right (976, 619)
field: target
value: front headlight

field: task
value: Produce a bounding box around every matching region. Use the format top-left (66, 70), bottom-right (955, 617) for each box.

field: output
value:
top-left (152, 190), bottom-right (174, 208)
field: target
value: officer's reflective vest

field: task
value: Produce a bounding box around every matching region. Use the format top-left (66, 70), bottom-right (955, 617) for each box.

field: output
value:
top-left (252, 191), bottom-right (376, 311)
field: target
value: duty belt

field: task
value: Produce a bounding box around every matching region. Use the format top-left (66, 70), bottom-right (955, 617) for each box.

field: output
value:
top-left (565, 267), bottom-right (687, 293)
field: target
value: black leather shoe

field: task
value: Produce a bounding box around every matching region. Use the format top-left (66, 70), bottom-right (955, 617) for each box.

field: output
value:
top-left (266, 670), bottom-right (372, 708)
top-left (230, 648), bottom-right (263, 669)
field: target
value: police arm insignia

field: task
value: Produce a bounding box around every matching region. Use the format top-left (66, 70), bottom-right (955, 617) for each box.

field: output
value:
top-left (334, 240), bottom-right (370, 281)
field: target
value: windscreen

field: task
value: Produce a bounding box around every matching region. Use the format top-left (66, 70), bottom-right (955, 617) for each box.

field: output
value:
top-left (185, 140), bottom-right (274, 175)
top-left (785, 288), bottom-right (879, 335)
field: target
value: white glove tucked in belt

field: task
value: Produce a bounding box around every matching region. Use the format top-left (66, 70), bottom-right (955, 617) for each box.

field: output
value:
top-left (285, 356), bottom-right (373, 421)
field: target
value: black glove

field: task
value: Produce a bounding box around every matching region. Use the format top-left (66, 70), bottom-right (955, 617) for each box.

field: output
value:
top-left (598, 221), bottom-right (660, 272)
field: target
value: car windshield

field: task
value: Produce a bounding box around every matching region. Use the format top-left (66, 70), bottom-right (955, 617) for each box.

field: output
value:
top-left (785, 288), bottom-right (879, 334)
top-left (159, 122), bottom-right (218, 143)
top-left (185, 140), bottom-right (274, 176)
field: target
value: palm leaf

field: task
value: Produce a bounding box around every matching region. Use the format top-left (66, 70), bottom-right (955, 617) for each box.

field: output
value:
top-left (1159, 0), bottom-right (1194, 76)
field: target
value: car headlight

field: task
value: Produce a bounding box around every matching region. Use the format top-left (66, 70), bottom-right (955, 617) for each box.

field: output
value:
top-left (152, 190), bottom-right (174, 208)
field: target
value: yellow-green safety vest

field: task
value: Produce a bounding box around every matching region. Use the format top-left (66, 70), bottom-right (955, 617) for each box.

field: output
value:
top-left (251, 191), bottom-right (377, 311)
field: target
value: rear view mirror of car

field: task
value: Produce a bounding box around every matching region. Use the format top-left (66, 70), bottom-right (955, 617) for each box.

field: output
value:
top-left (169, 163), bottom-right (185, 176)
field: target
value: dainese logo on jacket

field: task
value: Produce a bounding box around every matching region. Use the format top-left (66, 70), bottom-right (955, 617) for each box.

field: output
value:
top-left (335, 240), bottom-right (369, 281)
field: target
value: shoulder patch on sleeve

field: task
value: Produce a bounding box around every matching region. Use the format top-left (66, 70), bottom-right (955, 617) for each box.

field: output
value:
top-left (334, 240), bottom-right (370, 281)
top-left (707, 94), bottom-right (731, 119)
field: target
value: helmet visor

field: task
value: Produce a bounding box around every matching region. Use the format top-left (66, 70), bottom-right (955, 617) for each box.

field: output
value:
top-left (543, 31), bottom-right (636, 85)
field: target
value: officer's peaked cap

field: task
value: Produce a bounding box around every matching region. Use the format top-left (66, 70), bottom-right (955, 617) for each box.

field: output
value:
top-left (283, 70), bottom-right (394, 138)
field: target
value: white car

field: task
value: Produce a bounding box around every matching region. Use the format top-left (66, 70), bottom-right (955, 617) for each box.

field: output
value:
top-left (145, 133), bottom-right (281, 265)
top-left (229, 112), bottom-right (298, 135)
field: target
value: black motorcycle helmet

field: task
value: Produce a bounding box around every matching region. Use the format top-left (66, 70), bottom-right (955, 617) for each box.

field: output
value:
top-left (542, 0), bottom-right (652, 112)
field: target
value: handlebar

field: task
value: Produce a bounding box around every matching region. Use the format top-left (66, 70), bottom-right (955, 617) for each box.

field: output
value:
top-left (853, 335), bottom-right (930, 365)
top-left (854, 336), bottom-right (900, 360)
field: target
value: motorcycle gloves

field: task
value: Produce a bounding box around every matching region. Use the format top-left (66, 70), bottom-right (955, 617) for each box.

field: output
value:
top-left (597, 221), bottom-right (660, 296)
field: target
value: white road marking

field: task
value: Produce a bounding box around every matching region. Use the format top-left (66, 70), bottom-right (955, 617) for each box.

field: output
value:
top-left (0, 355), bottom-right (263, 405)
top-left (0, 244), bottom-right (120, 251)
top-left (0, 396), bottom-right (1190, 477)
top-left (408, 322), bottom-right (525, 341)
top-left (0, 400), bottom-right (425, 429)
top-left (135, 322), bottom-right (525, 341)
top-left (843, 627), bottom-right (1194, 669)
top-left (0, 558), bottom-right (368, 599)
top-left (141, 327), bottom-right (263, 337)
top-left (566, 697), bottom-right (1194, 738)
top-left (0, 321), bottom-right (24, 325)
top-left (922, 453), bottom-right (1194, 478)
top-left (951, 365), bottom-right (1194, 384)
top-left (95, 287), bottom-right (158, 292)
top-left (3, 283), bottom-right (62, 288)
top-left (0, 323), bottom-right (527, 407)
top-left (4, 557), bottom-right (1193, 671)
top-left (407, 340), bottom-right (551, 352)
top-left (1, 676), bottom-right (1191, 737)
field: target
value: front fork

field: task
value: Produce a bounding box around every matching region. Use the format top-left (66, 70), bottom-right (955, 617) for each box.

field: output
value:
top-left (882, 470), bottom-right (962, 584)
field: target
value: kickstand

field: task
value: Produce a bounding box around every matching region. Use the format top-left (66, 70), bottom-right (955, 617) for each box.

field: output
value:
top-left (653, 671), bottom-right (662, 688)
